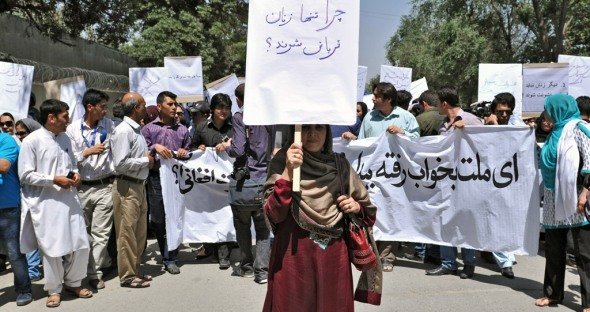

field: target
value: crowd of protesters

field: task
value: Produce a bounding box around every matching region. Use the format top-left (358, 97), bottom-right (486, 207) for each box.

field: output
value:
top-left (1, 82), bottom-right (590, 312)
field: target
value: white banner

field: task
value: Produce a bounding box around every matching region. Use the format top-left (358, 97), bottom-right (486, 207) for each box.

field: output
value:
top-left (478, 63), bottom-right (523, 115)
top-left (244, 0), bottom-right (360, 125)
top-left (60, 78), bottom-right (87, 122)
top-left (380, 65), bottom-right (412, 91)
top-left (160, 149), bottom-right (235, 250)
top-left (205, 74), bottom-right (240, 114)
top-left (0, 61), bottom-right (34, 120)
top-left (333, 127), bottom-right (540, 255)
top-left (129, 67), bottom-right (170, 106)
top-left (164, 56), bottom-right (204, 102)
top-left (357, 66), bottom-right (368, 101)
top-left (522, 63), bottom-right (569, 112)
top-left (558, 54), bottom-right (590, 98)
top-left (410, 77), bottom-right (428, 101)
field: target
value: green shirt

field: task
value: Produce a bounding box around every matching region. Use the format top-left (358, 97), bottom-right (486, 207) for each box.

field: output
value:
top-left (358, 106), bottom-right (420, 139)
top-left (416, 108), bottom-right (446, 137)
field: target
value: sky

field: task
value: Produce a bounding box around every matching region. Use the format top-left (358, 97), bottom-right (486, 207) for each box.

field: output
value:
top-left (359, 0), bottom-right (412, 79)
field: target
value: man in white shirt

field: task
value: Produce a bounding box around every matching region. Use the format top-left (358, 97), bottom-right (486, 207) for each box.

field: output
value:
top-left (19, 99), bottom-right (92, 308)
top-left (66, 89), bottom-right (116, 290)
top-left (111, 92), bottom-right (154, 288)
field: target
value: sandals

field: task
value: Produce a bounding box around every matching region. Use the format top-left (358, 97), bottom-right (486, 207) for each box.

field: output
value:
top-left (382, 259), bottom-right (394, 272)
top-left (121, 277), bottom-right (151, 288)
top-left (64, 286), bottom-right (93, 298)
top-left (534, 297), bottom-right (560, 307)
top-left (46, 293), bottom-right (61, 308)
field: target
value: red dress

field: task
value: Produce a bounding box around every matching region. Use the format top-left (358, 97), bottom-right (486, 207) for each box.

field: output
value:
top-left (262, 179), bottom-right (375, 312)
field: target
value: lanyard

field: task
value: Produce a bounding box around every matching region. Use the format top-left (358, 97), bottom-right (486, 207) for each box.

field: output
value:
top-left (81, 120), bottom-right (99, 148)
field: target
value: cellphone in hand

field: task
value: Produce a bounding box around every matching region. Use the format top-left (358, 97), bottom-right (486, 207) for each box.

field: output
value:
top-left (66, 171), bottom-right (75, 179)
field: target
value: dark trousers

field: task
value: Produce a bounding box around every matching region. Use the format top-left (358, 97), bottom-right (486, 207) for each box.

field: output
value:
top-left (146, 173), bottom-right (178, 264)
top-left (544, 225), bottom-right (590, 307)
top-left (231, 206), bottom-right (270, 279)
top-left (0, 207), bottom-right (31, 294)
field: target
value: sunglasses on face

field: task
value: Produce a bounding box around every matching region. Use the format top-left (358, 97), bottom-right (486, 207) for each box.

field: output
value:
top-left (495, 110), bottom-right (512, 116)
top-left (0, 121), bottom-right (14, 127)
top-left (15, 131), bottom-right (28, 136)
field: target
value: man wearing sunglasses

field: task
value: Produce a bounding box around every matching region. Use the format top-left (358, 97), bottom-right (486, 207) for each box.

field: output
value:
top-left (484, 92), bottom-right (526, 126)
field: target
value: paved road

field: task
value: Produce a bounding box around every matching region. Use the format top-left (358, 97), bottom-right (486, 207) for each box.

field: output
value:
top-left (0, 241), bottom-right (582, 311)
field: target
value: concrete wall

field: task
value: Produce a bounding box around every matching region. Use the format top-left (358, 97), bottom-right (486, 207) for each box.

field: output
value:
top-left (0, 14), bottom-right (136, 76)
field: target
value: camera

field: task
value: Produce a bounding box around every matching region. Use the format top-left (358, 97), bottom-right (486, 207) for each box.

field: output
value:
top-left (470, 101), bottom-right (492, 118)
top-left (232, 166), bottom-right (250, 181)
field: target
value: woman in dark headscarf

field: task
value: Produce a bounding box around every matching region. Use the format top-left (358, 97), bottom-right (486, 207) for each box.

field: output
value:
top-left (536, 94), bottom-right (590, 311)
top-left (263, 124), bottom-right (382, 312)
top-left (14, 118), bottom-right (42, 142)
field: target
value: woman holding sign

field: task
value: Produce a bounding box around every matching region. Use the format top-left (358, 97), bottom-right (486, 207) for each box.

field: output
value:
top-left (536, 94), bottom-right (590, 312)
top-left (262, 124), bottom-right (382, 311)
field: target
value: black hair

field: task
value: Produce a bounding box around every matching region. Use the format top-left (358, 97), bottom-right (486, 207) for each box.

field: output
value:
top-left (396, 90), bottom-right (412, 110)
top-left (210, 93), bottom-right (232, 110)
top-left (82, 89), bottom-right (109, 113)
top-left (357, 101), bottom-right (368, 120)
top-left (491, 92), bottom-right (516, 113)
top-left (437, 87), bottom-right (459, 107)
top-left (577, 96), bottom-right (590, 119)
top-left (1, 112), bottom-right (15, 121)
top-left (372, 82), bottom-right (397, 107)
top-left (157, 91), bottom-right (177, 105)
top-left (235, 83), bottom-right (245, 102)
top-left (418, 90), bottom-right (440, 107)
top-left (40, 99), bottom-right (69, 125)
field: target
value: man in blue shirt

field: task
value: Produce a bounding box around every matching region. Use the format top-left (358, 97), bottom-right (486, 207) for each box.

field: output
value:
top-left (0, 132), bottom-right (32, 306)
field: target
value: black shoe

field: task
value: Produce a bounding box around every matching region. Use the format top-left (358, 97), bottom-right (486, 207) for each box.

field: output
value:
top-left (219, 259), bottom-right (230, 270)
top-left (423, 255), bottom-right (442, 265)
top-left (403, 252), bottom-right (425, 261)
top-left (164, 263), bottom-right (181, 274)
top-left (233, 267), bottom-right (255, 278)
top-left (426, 265), bottom-right (457, 276)
top-left (501, 267), bottom-right (514, 279)
top-left (460, 265), bottom-right (475, 279)
top-left (254, 276), bottom-right (268, 284)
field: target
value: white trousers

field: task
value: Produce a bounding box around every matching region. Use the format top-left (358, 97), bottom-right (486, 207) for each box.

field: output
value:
top-left (43, 249), bottom-right (89, 294)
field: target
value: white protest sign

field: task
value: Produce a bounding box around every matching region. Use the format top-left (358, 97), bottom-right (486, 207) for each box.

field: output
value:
top-left (333, 127), bottom-right (540, 255)
top-left (522, 63), bottom-right (569, 112)
top-left (478, 63), bottom-right (523, 115)
top-left (243, 0), bottom-right (360, 125)
top-left (558, 54), bottom-right (590, 98)
top-left (380, 65), bottom-right (412, 91)
top-left (129, 67), bottom-right (169, 106)
top-left (357, 66), bottom-right (368, 101)
top-left (0, 61), bottom-right (34, 120)
top-left (43, 76), bottom-right (86, 123)
top-left (410, 77), bottom-right (428, 101)
top-left (160, 149), bottom-right (236, 250)
top-left (205, 74), bottom-right (240, 114)
top-left (164, 56), bottom-right (204, 102)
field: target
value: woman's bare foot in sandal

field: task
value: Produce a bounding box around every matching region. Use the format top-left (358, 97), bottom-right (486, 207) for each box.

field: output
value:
top-left (534, 297), bottom-right (559, 307)
top-left (46, 293), bottom-right (61, 308)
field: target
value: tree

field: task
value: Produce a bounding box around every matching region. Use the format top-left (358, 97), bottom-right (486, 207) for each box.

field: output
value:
top-left (121, 0), bottom-right (248, 83)
top-left (386, 0), bottom-right (589, 104)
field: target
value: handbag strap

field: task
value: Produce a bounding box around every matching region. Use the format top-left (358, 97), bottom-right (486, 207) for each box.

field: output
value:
top-left (335, 153), bottom-right (367, 227)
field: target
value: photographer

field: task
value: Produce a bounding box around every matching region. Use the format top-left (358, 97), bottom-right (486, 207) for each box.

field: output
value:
top-left (217, 83), bottom-right (272, 284)
top-left (484, 92), bottom-right (526, 126)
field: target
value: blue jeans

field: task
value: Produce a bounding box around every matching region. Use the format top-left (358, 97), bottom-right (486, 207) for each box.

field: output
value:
top-left (26, 249), bottom-right (42, 279)
top-left (440, 246), bottom-right (476, 270)
top-left (493, 252), bottom-right (515, 269)
top-left (0, 207), bottom-right (31, 294)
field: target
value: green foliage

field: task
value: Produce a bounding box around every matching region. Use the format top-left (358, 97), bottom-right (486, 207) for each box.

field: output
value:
top-left (120, 0), bottom-right (248, 83)
top-left (386, 0), bottom-right (588, 104)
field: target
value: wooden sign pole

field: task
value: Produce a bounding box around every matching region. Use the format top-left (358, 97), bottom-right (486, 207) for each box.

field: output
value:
top-left (292, 124), bottom-right (302, 192)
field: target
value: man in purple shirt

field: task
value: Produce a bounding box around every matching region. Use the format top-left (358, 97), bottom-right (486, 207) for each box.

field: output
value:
top-left (141, 91), bottom-right (190, 275)
top-left (218, 83), bottom-right (272, 284)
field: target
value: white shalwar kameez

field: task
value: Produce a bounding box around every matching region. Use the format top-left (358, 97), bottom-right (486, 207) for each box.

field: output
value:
top-left (18, 127), bottom-right (90, 294)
